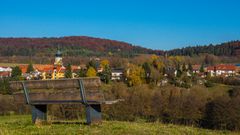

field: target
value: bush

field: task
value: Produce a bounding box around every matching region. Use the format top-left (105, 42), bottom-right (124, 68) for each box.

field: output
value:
top-left (210, 77), bottom-right (240, 86)
top-left (103, 83), bottom-right (209, 127)
top-left (204, 81), bottom-right (214, 87)
top-left (0, 78), bottom-right (11, 95)
top-left (202, 93), bottom-right (240, 131)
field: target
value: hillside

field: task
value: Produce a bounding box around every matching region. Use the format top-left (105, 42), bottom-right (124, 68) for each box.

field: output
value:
top-left (0, 115), bottom-right (237, 135)
top-left (0, 36), bottom-right (163, 57)
top-left (0, 37), bottom-right (239, 58)
top-left (167, 41), bottom-right (240, 56)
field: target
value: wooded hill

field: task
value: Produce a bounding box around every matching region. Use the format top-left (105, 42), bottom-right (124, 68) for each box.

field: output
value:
top-left (167, 41), bottom-right (240, 56)
top-left (0, 36), bottom-right (163, 57)
top-left (0, 36), bottom-right (239, 57)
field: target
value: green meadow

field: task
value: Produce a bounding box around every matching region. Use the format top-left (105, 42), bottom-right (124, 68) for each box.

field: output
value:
top-left (0, 115), bottom-right (238, 135)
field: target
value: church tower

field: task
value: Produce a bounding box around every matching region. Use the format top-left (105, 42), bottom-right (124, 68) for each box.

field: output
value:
top-left (52, 48), bottom-right (64, 79)
top-left (54, 49), bottom-right (63, 66)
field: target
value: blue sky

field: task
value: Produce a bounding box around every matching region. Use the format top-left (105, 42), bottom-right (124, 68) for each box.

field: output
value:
top-left (0, 0), bottom-right (240, 50)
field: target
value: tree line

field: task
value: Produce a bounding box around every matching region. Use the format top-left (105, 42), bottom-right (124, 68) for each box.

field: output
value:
top-left (167, 41), bottom-right (240, 56)
top-left (104, 83), bottom-right (240, 131)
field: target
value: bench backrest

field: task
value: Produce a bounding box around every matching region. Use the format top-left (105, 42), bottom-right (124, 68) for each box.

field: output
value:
top-left (10, 77), bottom-right (104, 104)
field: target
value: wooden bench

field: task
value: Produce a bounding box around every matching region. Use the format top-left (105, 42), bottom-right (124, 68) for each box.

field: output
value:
top-left (10, 77), bottom-right (119, 124)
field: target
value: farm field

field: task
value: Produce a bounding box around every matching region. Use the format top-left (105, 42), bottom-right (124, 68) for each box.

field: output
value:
top-left (0, 63), bottom-right (25, 67)
top-left (0, 115), bottom-right (238, 135)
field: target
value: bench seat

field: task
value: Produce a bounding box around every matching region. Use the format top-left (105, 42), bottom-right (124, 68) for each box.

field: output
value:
top-left (10, 77), bottom-right (121, 125)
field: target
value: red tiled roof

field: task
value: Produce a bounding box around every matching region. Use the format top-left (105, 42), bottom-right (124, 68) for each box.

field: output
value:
top-left (19, 64), bottom-right (82, 73)
top-left (72, 65), bottom-right (80, 70)
top-left (19, 65), bottom-right (28, 73)
top-left (0, 71), bottom-right (11, 77)
top-left (207, 64), bottom-right (237, 71)
top-left (34, 64), bottom-right (53, 72)
top-left (192, 65), bottom-right (201, 70)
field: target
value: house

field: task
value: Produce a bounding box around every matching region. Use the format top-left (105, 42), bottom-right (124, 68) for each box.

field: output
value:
top-left (0, 67), bottom-right (12, 78)
top-left (0, 66), bottom-right (12, 78)
top-left (19, 65), bottom-right (28, 74)
top-left (0, 67), bottom-right (12, 72)
top-left (207, 64), bottom-right (237, 77)
top-left (192, 65), bottom-right (206, 77)
top-left (72, 65), bottom-right (81, 78)
top-left (192, 65), bottom-right (201, 74)
top-left (0, 71), bottom-right (11, 78)
top-left (111, 68), bottom-right (124, 81)
top-left (235, 64), bottom-right (240, 75)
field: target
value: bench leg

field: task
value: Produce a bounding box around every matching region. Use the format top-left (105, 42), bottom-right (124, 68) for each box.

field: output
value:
top-left (32, 105), bottom-right (47, 124)
top-left (86, 104), bottom-right (102, 124)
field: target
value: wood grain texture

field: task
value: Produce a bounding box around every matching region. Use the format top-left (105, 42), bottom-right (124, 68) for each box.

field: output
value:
top-left (10, 77), bottom-right (101, 92)
top-left (10, 77), bottom-right (104, 103)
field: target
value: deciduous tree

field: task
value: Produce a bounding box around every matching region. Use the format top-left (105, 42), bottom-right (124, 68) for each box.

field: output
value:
top-left (86, 67), bottom-right (97, 77)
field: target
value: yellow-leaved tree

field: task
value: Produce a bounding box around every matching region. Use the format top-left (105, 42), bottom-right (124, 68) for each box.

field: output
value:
top-left (125, 64), bottom-right (145, 86)
top-left (86, 67), bottom-right (97, 77)
top-left (100, 59), bottom-right (110, 68)
top-left (168, 56), bottom-right (184, 66)
top-left (151, 54), bottom-right (159, 61)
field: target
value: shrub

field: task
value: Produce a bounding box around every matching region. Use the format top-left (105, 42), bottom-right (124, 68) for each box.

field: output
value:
top-left (204, 81), bottom-right (214, 87)
top-left (202, 94), bottom-right (240, 131)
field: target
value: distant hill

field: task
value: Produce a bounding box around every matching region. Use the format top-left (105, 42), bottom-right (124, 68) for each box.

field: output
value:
top-left (167, 41), bottom-right (240, 56)
top-left (0, 37), bottom-right (239, 57)
top-left (0, 36), bottom-right (164, 57)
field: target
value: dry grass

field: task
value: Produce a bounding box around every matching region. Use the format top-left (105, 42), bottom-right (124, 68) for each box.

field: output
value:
top-left (0, 63), bottom-right (25, 67)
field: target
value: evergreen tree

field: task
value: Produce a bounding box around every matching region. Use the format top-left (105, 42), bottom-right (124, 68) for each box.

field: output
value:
top-left (27, 63), bottom-right (34, 73)
top-left (200, 64), bottom-right (205, 73)
top-left (100, 65), bottom-right (112, 84)
top-left (11, 66), bottom-right (22, 80)
top-left (87, 60), bottom-right (97, 70)
top-left (182, 63), bottom-right (187, 72)
top-left (142, 62), bottom-right (151, 83)
top-left (188, 63), bottom-right (193, 76)
top-left (176, 63), bottom-right (182, 78)
top-left (78, 69), bottom-right (86, 77)
top-left (64, 64), bottom-right (72, 78)
top-left (188, 63), bottom-right (193, 72)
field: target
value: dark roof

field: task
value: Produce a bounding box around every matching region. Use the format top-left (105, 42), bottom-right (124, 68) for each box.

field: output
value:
top-left (111, 68), bottom-right (124, 72)
top-left (55, 50), bottom-right (62, 57)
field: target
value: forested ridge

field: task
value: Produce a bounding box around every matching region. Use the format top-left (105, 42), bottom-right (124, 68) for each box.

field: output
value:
top-left (167, 41), bottom-right (240, 56)
top-left (0, 36), bottom-right (240, 57)
top-left (0, 36), bottom-right (163, 57)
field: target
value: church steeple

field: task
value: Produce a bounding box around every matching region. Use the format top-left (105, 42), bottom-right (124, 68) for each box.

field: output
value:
top-left (54, 47), bottom-right (63, 66)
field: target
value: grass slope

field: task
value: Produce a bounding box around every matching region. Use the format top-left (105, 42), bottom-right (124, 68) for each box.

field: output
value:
top-left (0, 115), bottom-right (238, 135)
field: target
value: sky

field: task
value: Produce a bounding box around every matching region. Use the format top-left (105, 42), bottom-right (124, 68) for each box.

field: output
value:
top-left (0, 0), bottom-right (240, 50)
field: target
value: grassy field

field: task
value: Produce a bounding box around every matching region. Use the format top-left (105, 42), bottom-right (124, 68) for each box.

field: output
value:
top-left (0, 115), bottom-right (239, 135)
top-left (0, 63), bottom-right (25, 67)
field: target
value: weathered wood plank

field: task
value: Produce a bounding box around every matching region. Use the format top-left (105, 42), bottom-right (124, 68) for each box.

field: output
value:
top-left (30, 100), bottom-right (101, 105)
top-left (13, 90), bottom-right (105, 103)
top-left (10, 77), bottom-right (101, 92)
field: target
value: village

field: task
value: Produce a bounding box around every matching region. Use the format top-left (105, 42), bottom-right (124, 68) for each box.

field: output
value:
top-left (2, 0), bottom-right (240, 134)
top-left (0, 49), bottom-right (239, 84)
